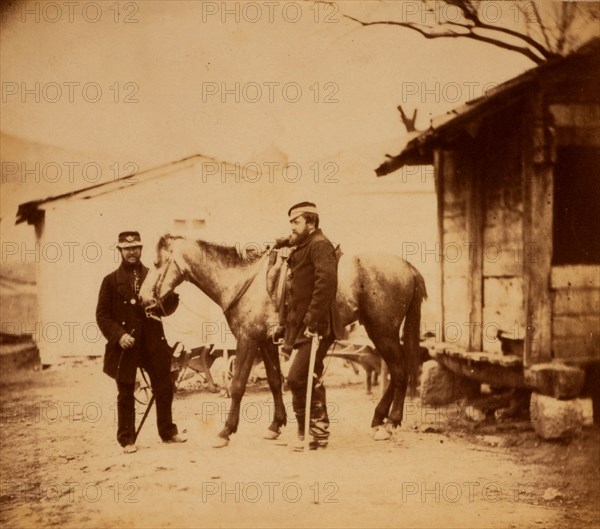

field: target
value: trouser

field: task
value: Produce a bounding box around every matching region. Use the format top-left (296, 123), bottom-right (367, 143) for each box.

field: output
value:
top-left (116, 362), bottom-right (177, 446)
top-left (286, 339), bottom-right (330, 441)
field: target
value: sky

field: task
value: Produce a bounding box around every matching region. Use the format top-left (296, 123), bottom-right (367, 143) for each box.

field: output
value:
top-left (0, 0), bottom-right (547, 276)
top-left (0, 0), bottom-right (535, 178)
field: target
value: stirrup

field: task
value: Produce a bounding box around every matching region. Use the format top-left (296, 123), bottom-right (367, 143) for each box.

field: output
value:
top-left (271, 326), bottom-right (285, 345)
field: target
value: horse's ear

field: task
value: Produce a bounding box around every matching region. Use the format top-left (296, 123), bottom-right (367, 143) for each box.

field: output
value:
top-left (334, 244), bottom-right (343, 261)
top-left (245, 246), bottom-right (261, 261)
top-left (157, 234), bottom-right (172, 253)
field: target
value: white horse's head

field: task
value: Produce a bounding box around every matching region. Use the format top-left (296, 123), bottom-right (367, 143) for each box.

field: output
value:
top-left (139, 235), bottom-right (187, 318)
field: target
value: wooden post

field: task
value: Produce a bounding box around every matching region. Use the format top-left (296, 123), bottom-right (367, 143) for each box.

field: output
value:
top-left (522, 95), bottom-right (554, 366)
top-left (466, 144), bottom-right (483, 352)
top-left (433, 150), bottom-right (446, 340)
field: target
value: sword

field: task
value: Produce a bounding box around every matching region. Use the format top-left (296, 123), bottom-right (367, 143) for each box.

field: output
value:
top-left (134, 396), bottom-right (155, 442)
top-left (134, 367), bottom-right (154, 443)
top-left (304, 333), bottom-right (320, 452)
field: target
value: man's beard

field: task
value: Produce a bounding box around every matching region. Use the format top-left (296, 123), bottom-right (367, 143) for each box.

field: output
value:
top-left (289, 228), bottom-right (310, 246)
top-left (121, 255), bottom-right (141, 269)
top-left (122, 261), bottom-right (140, 270)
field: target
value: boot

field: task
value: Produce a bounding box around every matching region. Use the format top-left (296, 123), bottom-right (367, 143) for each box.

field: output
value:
top-left (309, 382), bottom-right (330, 442)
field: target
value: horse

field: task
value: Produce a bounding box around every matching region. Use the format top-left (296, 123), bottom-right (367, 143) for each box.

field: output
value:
top-left (139, 234), bottom-right (427, 448)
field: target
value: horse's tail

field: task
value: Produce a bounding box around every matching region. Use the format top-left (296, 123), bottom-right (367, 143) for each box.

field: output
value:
top-left (403, 262), bottom-right (427, 396)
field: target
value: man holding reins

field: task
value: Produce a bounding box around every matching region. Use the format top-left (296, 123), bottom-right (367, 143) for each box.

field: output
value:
top-left (96, 231), bottom-right (185, 453)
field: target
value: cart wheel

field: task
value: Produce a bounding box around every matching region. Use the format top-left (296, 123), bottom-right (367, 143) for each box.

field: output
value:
top-left (173, 365), bottom-right (188, 392)
top-left (227, 355), bottom-right (237, 383)
top-left (134, 369), bottom-right (152, 406)
top-left (278, 348), bottom-right (290, 365)
top-left (278, 348), bottom-right (291, 384)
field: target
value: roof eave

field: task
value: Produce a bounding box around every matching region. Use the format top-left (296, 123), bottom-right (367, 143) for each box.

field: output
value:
top-left (376, 80), bottom-right (534, 177)
top-left (14, 153), bottom-right (215, 225)
top-left (375, 40), bottom-right (600, 177)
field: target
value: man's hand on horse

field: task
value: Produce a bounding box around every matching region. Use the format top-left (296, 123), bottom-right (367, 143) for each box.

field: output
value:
top-left (274, 235), bottom-right (293, 249)
top-left (119, 333), bottom-right (135, 349)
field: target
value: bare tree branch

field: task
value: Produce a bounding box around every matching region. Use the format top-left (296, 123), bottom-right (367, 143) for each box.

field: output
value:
top-left (444, 0), bottom-right (480, 24)
top-left (397, 105), bottom-right (418, 132)
top-left (341, 13), bottom-right (548, 64)
top-left (555, 3), bottom-right (577, 56)
top-left (326, 0), bottom-right (598, 64)
top-left (531, 2), bottom-right (553, 53)
top-left (418, 0), bottom-right (554, 58)
top-left (461, 9), bottom-right (555, 59)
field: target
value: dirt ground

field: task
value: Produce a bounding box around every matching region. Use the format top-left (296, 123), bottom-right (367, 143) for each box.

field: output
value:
top-left (1, 358), bottom-right (599, 529)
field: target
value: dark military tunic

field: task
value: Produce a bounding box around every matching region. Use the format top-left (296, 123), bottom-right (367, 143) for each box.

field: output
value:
top-left (96, 263), bottom-right (178, 383)
top-left (283, 229), bottom-right (338, 351)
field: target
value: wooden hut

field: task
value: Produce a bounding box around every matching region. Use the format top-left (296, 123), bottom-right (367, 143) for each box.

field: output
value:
top-left (376, 39), bottom-right (600, 405)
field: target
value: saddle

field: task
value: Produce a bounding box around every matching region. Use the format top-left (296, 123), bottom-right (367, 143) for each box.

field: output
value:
top-left (266, 248), bottom-right (291, 324)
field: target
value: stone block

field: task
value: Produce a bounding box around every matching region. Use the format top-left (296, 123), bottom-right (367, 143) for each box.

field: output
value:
top-left (576, 398), bottom-right (594, 427)
top-left (530, 392), bottom-right (584, 439)
top-left (420, 360), bottom-right (480, 406)
top-left (525, 363), bottom-right (585, 399)
top-left (465, 406), bottom-right (486, 422)
top-left (0, 342), bottom-right (40, 372)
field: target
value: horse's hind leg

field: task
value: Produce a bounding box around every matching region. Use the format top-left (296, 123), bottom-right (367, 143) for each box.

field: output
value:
top-left (377, 337), bottom-right (410, 428)
top-left (365, 332), bottom-right (408, 431)
top-left (260, 341), bottom-right (287, 439)
top-left (372, 376), bottom-right (394, 427)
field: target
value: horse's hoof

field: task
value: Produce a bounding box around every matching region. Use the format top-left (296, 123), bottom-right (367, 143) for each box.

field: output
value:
top-left (373, 425), bottom-right (392, 441)
top-left (263, 429), bottom-right (280, 440)
top-left (212, 437), bottom-right (230, 448)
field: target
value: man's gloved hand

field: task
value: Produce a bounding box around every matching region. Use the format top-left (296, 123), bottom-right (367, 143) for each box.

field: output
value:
top-left (119, 333), bottom-right (135, 349)
top-left (304, 327), bottom-right (318, 338)
top-left (272, 325), bottom-right (285, 342)
top-left (274, 236), bottom-right (292, 249)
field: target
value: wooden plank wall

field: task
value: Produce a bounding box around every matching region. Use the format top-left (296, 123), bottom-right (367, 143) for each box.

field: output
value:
top-left (548, 101), bottom-right (600, 363)
top-left (439, 149), bottom-right (473, 350)
top-left (480, 114), bottom-right (527, 354)
top-left (440, 120), bottom-right (526, 354)
top-left (551, 266), bottom-right (600, 363)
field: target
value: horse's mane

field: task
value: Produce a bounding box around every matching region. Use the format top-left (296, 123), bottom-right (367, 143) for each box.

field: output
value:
top-left (157, 234), bottom-right (266, 266)
top-left (199, 240), bottom-right (266, 266)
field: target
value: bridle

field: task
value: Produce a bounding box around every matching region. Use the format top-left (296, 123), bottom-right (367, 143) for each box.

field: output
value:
top-left (146, 251), bottom-right (186, 320)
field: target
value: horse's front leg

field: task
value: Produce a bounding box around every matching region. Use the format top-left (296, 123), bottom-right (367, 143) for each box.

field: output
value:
top-left (260, 341), bottom-right (287, 439)
top-left (365, 366), bottom-right (373, 395)
top-left (214, 340), bottom-right (256, 448)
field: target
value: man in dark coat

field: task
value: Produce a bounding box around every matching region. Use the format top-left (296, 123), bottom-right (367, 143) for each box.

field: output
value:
top-left (96, 231), bottom-right (185, 453)
top-left (282, 202), bottom-right (338, 450)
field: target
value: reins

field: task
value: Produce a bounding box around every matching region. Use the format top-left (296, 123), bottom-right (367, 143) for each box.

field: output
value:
top-left (147, 252), bottom-right (186, 320)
